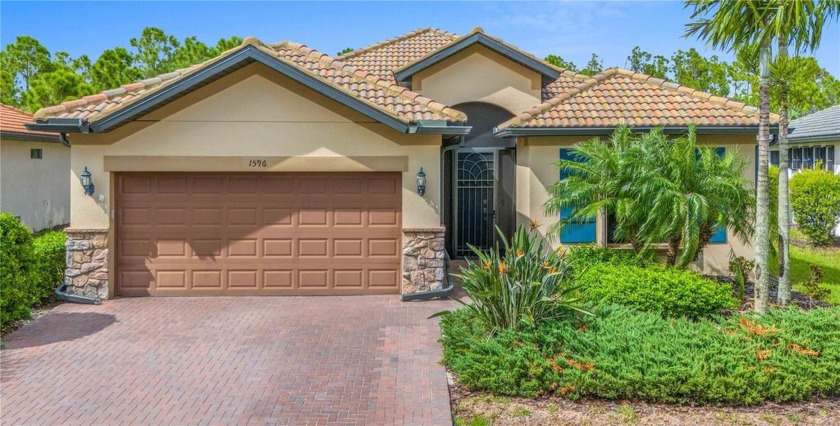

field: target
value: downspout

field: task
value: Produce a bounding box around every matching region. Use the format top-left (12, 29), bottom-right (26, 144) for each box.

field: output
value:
top-left (59, 133), bottom-right (71, 147)
top-left (55, 283), bottom-right (101, 305)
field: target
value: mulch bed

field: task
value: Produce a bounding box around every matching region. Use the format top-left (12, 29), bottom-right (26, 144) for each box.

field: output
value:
top-left (709, 276), bottom-right (831, 313)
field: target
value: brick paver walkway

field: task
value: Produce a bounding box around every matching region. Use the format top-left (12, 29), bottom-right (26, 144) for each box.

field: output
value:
top-left (1, 296), bottom-right (457, 425)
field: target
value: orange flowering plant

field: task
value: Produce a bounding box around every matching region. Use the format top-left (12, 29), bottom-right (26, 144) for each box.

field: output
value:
top-left (433, 225), bottom-right (590, 333)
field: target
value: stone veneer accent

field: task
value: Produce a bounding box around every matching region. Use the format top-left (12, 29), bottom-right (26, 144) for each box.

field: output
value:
top-left (65, 228), bottom-right (109, 299)
top-left (402, 227), bottom-right (446, 294)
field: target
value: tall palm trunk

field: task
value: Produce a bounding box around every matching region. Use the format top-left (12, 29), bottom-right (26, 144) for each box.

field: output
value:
top-left (754, 41), bottom-right (772, 314)
top-left (777, 38), bottom-right (791, 306)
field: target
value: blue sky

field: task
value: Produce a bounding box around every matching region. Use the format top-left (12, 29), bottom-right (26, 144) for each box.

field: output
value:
top-left (2, 1), bottom-right (838, 76)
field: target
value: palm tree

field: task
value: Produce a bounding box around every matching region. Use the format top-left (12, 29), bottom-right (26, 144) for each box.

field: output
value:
top-left (544, 127), bottom-right (648, 253)
top-left (545, 126), bottom-right (754, 268)
top-left (636, 128), bottom-right (754, 267)
top-left (687, 0), bottom-right (840, 311)
top-left (766, 1), bottom-right (840, 305)
top-left (685, 0), bottom-right (777, 312)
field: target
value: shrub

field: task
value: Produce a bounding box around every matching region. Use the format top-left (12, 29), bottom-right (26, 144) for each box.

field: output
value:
top-left (444, 226), bottom-right (588, 333)
top-left (440, 305), bottom-right (840, 403)
top-left (565, 245), bottom-right (648, 273)
top-left (790, 169), bottom-right (840, 246)
top-left (32, 230), bottom-right (67, 303)
top-left (729, 256), bottom-right (754, 301)
top-left (1, 213), bottom-right (36, 326)
top-left (576, 264), bottom-right (737, 319)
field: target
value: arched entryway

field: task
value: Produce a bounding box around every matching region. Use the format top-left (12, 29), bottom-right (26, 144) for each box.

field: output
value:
top-left (443, 102), bottom-right (516, 257)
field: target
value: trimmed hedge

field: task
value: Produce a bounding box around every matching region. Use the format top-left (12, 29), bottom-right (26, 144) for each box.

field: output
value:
top-left (440, 305), bottom-right (840, 404)
top-left (790, 168), bottom-right (840, 246)
top-left (577, 264), bottom-right (737, 320)
top-left (1, 213), bottom-right (36, 326)
top-left (565, 245), bottom-right (648, 273)
top-left (32, 230), bottom-right (67, 302)
top-left (0, 214), bottom-right (66, 327)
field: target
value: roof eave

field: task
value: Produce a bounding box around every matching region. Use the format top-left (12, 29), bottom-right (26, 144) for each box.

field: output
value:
top-left (0, 130), bottom-right (63, 143)
top-left (394, 33), bottom-right (560, 86)
top-left (494, 125), bottom-right (774, 138)
top-left (787, 134), bottom-right (840, 144)
top-left (25, 118), bottom-right (91, 134)
top-left (409, 120), bottom-right (472, 135)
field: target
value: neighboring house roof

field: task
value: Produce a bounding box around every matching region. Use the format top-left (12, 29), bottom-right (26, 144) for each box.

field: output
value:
top-left (496, 68), bottom-right (773, 136)
top-left (788, 105), bottom-right (840, 143)
top-left (0, 104), bottom-right (60, 142)
top-left (338, 28), bottom-right (460, 82)
top-left (392, 27), bottom-right (561, 86)
top-left (29, 38), bottom-right (467, 135)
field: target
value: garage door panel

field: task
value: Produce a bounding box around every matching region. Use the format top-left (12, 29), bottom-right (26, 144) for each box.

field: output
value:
top-left (116, 172), bottom-right (401, 296)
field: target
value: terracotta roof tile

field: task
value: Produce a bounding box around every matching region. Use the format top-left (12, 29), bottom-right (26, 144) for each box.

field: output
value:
top-left (337, 28), bottom-right (459, 82)
top-left (33, 38), bottom-right (465, 126)
top-left (0, 104), bottom-right (57, 139)
top-left (500, 68), bottom-right (776, 130)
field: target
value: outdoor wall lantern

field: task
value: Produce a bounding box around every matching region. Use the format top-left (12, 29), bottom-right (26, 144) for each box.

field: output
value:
top-left (80, 167), bottom-right (95, 196)
top-left (416, 167), bottom-right (426, 196)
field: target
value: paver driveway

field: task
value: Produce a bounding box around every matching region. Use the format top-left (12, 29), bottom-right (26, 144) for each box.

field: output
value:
top-left (1, 295), bottom-right (458, 425)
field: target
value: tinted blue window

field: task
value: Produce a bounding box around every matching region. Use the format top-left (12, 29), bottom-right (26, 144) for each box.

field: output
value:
top-left (710, 147), bottom-right (727, 243)
top-left (559, 148), bottom-right (596, 243)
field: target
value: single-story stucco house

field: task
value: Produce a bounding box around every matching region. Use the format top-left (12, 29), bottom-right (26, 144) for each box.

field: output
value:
top-left (27, 28), bottom-right (768, 299)
top-left (771, 105), bottom-right (839, 175)
top-left (1, 103), bottom-right (69, 231)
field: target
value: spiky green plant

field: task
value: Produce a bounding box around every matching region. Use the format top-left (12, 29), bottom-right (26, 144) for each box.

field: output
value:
top-left (435, 226), bottom-right (589, 333)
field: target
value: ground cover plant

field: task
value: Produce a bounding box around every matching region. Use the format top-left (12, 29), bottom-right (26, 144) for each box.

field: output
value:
top-left (440, 305), bottom-right (840, 404)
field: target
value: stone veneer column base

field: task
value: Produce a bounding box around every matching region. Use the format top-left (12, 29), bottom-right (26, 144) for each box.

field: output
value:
top-left (402, 227), bottom-right (446, 295)
top-left (65, 228), bottom-right (110, 299)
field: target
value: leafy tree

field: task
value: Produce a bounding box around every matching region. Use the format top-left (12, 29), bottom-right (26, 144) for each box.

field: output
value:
top-left (89, 47), bottom-right (142, 91)
top-left (2, 36), bottom-right (52, 92)
top-left (671, 48), bottom-right (731, 96)
top-left (22, 66), bottom-right (94, 113)
top-left (130, 27), bottom-right (180, 78)
top-left (0, 52), bottom-right (19, 105)
top-left (545, 54), bottom-right (578, 71)
top-left (337, 47), bottom-right (354, 56)
top-left (580, 53), bottom-right (604, 76)
top-left (625, 46), bottom-right (669, 79)
top-left (169, 36), bottom-right (215, 70)
top-left (213, 36), bottom-right (244, 54)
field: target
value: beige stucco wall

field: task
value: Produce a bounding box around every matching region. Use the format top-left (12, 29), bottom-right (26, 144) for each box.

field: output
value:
top-left (516, 133), bottom-right (758, 275)
top-left (0, 138), bottom-right (70, 230)
top-left (69, 63), bottom-right (443, 231)
top-left (413, 45), bottom-right (542, 115)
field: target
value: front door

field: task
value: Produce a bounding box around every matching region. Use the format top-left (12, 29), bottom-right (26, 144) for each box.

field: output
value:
top-left (454, 149), bottom-right (496, 257)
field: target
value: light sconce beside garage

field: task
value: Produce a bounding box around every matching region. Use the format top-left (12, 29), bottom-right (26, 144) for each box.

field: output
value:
top-left (80, 167), bottom-right (95, 196)
top-left (416, 167), bottom-right (426, 196)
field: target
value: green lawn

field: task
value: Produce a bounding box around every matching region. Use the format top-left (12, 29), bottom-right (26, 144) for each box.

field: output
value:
top-left (771, 243), bottom-right (840, 304)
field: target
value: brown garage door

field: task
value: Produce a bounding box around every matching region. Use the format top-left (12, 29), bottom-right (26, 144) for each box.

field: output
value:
top-left (115, 172), bottom-right (402, 296)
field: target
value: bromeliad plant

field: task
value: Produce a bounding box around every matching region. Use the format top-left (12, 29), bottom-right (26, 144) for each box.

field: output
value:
top-left (437, 225), bottom-right (589, 334)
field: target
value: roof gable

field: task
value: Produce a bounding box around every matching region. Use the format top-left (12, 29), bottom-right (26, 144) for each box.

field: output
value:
top-left (497, 68), bottom-right (773, 136)
top-left (393, 28), bottom-right (561, 87)
top-left (29, 38), bottom-right (467, 135)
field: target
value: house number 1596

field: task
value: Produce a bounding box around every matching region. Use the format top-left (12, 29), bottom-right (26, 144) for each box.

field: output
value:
top-left (248, 159), bottom-right (267, 168)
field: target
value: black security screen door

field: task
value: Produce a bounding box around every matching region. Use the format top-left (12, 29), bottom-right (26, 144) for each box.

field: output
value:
top-left (455, 150), bottom-right (495, 256)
